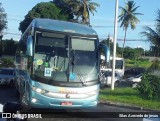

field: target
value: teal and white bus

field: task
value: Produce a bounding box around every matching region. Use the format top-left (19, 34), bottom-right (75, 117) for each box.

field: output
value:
top-left (15, 18), bottom-right (109, 109)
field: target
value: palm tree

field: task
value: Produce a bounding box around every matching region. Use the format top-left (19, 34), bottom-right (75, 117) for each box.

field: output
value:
top-left (148, 59), bottom-right (160, 71)
top-left (118, 1), bottom-right (142, 57)
top-left (141, 9), bottom-right (160, 57)
top-left (141, 10), bottom-right (160, 75)
top-left (64, 0), bottom-right (99, 25)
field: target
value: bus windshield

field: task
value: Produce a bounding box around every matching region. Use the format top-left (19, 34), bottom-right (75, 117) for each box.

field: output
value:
top-left (70, 37), bottom-right (98, 82)
top-left (33, 32), bottom-right (98, 85)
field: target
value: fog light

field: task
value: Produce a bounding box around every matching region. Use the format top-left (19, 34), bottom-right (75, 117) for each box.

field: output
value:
top-left (31, 98), bottom-right (37, 103)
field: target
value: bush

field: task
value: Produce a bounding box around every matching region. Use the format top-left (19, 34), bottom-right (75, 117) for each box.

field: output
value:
top-left (137, 73), bottom-right (160, 99)
top-left (0, 58), bottom-right (14, 68)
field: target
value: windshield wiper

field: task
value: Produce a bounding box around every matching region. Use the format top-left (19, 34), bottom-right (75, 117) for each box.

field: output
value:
top-left (70, 50), bottom-right (86, 86)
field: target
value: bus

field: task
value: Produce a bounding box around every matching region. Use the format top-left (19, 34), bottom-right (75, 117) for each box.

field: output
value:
top-left (101, 55), bottom-right (125, 77)
top-left (15, 18), bottom-right (110, 109)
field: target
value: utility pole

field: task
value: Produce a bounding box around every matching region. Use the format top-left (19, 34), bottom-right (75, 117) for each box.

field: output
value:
top-left (108, 34), bottom-right (110, 51)
top-left (111, 0), bottom-right (119, 90)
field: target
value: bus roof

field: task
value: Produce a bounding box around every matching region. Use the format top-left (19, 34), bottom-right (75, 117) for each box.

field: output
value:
top-left (31, 18), bottom-right (97, 36)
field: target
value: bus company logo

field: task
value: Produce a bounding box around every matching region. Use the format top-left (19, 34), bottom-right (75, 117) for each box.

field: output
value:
top-left (66, 94), bottom-right (70, 99)
top-left (59, 90), bottom-right (78, 94)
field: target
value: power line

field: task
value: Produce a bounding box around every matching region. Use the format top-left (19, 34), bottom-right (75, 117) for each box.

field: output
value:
top-left (4, 32), bottom-right (21, 36)
top-left (117, 39), bottom-right (147, 41)
top-left (7, 16), bottom-right (157, 24)
top-left (92, 25), bottom-right (155, 28)
top-left (7, 13), bottom-right (24, 17)
top-left (4, 32), bottom-right (148, 41)
top-left (92, 20), bottom-right (155, 23)
top-left (7, 18), bottom-right (156, 23)
top-left (8, 18), bottom-right (21, 22)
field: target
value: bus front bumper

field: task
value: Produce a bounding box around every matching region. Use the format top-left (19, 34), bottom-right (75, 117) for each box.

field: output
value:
top-left (29, 90), bottom-right (98, 109)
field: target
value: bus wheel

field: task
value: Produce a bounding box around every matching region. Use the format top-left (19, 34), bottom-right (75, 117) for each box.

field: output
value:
top-left (20, 92), bottom-right (31, 111)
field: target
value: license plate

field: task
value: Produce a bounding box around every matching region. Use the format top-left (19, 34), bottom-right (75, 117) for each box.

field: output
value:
top-left (61, 102), bottom-right (72, 106)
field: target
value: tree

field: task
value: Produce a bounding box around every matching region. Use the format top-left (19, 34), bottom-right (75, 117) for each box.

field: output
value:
top-left (0, 3), bottom-right (7, 34)
top-left (141, 9), bottom-right (160, 57)
top-left (118, 1), bottom-right (142, 57)
top-left (60, 0), bottom-right (99, 25)
top-left (135, 47), bottom-right (144, 59)
top-left (53, 0), bottom-right (74, 21)
top-left (150, 46), bottom-right (160, 57)
top-left (123, 47), bottom-right (136, 59)
top-left (19, 2), bottom-right (72, 33)
top-left (142, 10), bottom-right (160, 75)
top-left (75, 0), bottom-right (99, 25)
top-left (2, 38), bottom-right (18, 55)
top-left (148, 59), bottom-right (160, 72)
top-left (0, 3), bottom-right (7, 56)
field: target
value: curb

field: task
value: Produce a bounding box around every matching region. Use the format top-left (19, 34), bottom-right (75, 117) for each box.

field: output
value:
top-left (99, 101), bottom-right (160, 112)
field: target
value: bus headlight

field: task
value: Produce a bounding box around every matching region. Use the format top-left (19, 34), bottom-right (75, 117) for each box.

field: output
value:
top-left (31, 86), bottom-right (48, 94)
top-left (31, 98), bottom-right (37, 103)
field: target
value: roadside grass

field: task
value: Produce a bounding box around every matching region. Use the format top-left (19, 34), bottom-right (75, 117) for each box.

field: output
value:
top-left (138, 61), bottom-right (152, 68)
top-left (125, 59), bottom-right (152, 68)
top-left (99, 87), bottom-right (160, 110)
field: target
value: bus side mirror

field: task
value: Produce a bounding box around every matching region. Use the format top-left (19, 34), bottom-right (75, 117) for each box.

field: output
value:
top-left (27, 36), bottom-right (33, 56)
top-left (99, 43), bottom-right (110, 64)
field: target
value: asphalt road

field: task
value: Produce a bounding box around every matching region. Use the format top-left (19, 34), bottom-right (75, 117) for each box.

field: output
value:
top-left (0, 86), bottom-right (159, 121)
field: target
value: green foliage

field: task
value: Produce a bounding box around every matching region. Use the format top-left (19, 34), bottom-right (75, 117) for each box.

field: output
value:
top-left (53, 0), bottom-right (74, 20)
top-left (125, 59), bottom-right (151, 68)
top-left (0, 3), bottom-right (7, 56)
top-left (53, 0), bottom-right (99, 25)
top-left (118, 1), bottom-right (142, 57)
top-left (0, 3), bottom-right (7, 33)
top-left (141, 9), bottom-right (160, 57)
top-left (71, 0), bottom-right (100, 25)
top-left (100, 87), bottom-right (160, 110)
top-left (137, 74), bottom-right (160, 99)
top-left (137, 58), bottom-right (149, 62)
top-left (2, 39), bottom-right (18, 55)
top-left (123, 47), bottom-right (144, 60)
top-left (124, 47), bottom-right (136, 59)
top-left (148, 59), bottom-right (160, 72)
top-left (0, 57), bottom-right (14, 68)
top-left (19, 2), bottom-right (72, 33)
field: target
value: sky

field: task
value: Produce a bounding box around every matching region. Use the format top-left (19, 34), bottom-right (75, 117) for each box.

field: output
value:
top-left (1, 0), bottom-right (160, 50)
